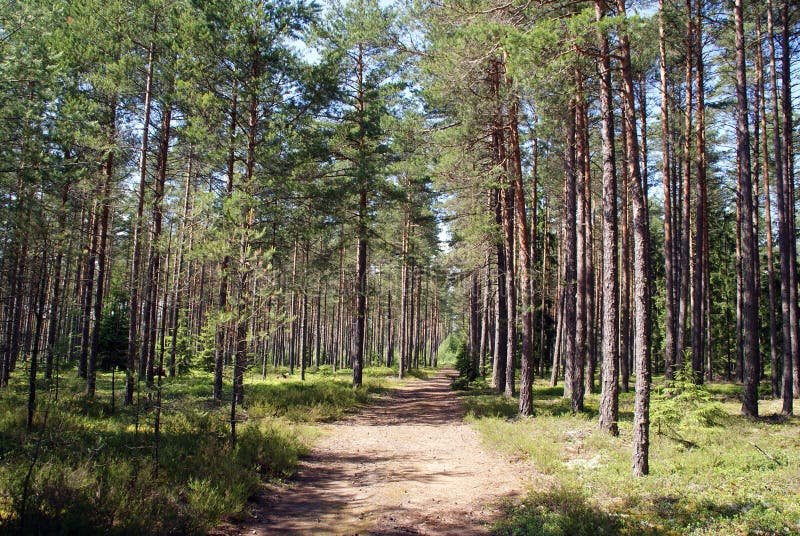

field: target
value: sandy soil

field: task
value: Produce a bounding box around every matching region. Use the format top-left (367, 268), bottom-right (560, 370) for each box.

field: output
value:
top-left (219, 369), bottom-right (533, 535)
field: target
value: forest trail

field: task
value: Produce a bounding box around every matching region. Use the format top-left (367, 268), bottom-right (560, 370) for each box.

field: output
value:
top-left (222, 370), bottom-right (533, 535)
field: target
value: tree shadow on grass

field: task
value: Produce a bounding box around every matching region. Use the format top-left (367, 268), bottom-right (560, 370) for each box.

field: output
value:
top-left (492, 485), bottom-right (624, 536)
top-left (457, 388), bottom-right (518, 419)
top-left (493, 486), bottom-right (788, 536)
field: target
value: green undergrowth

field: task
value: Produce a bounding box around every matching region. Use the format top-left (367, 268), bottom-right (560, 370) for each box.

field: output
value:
top-left (0, 363), bottom-right (422, 534)
top-left (460, 375), bottom-right (800, 536)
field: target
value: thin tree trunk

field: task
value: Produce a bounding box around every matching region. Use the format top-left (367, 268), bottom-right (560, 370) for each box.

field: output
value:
top-left (619, 119), bottom-right (631, 393)
top-left (677, 0), bottom-right (693, 367)
top-left (479, 256), bottom-right (491, 376)
top-left (659, 0), bottom-right (676, 382)
top-left (352, 188), bottom-right (367, 387)
top-left (563, 103), bottom-right (579, 413)
top-left (142, 99), bottom-right (171, 388)
top-left (213, 86), bottom-right (237, 401)
top-left (757, 13), bottom-right (779, 398)
top-left (87, 99), bottom-right (116, 398)
top-left (79, 199), bottom-right (97, 381)
top-left (45, 182), bottom-right (69, 382)
top-left (508, 91), bottom-right (534, 414)
top-left (126, 17), bottom-right (156, 405)
top-left (766, 0), bottom-right (793, 412)
top-left (538, 205), bottom-right (549, 378)
top-left (27, 255), bottom-right (47, 431)
top-left (780, 0), bottom-right (799, 403)
top-left (399, 217), bottom-right (409, 378)
top-left (572, 78), bottom-right (588, 412)
top-left (692, 3), bottom-right (707, 382)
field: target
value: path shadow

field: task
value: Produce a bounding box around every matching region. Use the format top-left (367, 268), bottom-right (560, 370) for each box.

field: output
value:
top-left (347, 371), bottom-right (465, 427)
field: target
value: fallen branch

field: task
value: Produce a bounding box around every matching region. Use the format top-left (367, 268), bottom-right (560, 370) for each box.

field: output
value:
top-left (749, 442), bottom-right (786, 466)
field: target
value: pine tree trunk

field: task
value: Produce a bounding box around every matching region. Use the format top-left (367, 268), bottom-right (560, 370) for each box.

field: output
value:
top-left (757, 13), bottom-right (779, 398)
top-left (619, 121), bottom-right (631, 393)
top-left (508, 92), bottom-right (534, 415)
top-left (492, 194), bottom-right (508, 392)
top-left (659, 0), bottom-right (676, 382)
top-left (597, 0), bottom-right (619, 434)
top-left (479, 257), bottom-right (491, 376)
top-left (676, 0), bottom-right (693, 368)
top-left (27, 256), bottom-right (47, 431)
top-left (765, 0), bottom-right (787, 397)
top-left (213, 87), bottom-right (237, 401)
top-left (352, 188), bottom-right (367, 387)
top-left (780, 0), bottom-right (799, 404)
top-left (692, 6), bottom-right (707, 382)
top-left (563, 103), bottom-right (579, 413)
top-left (399, 217), bottom-right (409, 378)
top-left (617, 0), bottom-right (652, 475)
top-left (87, 99), bottom-right (116, 398)
top-left (45, 182), bottom-right (70, 382)
top-left (538, 205), bottom-right (548, 378)
top-left (572, 78), bottom-right (588, 412)
top-left (126, 20), bottom-right (156, 405)
top-left (79, 200), bottom-right (97, 381)
top-left (734, 0), bottom-right (759, 418)
top-left (142, 100), bottom-right (171, 388)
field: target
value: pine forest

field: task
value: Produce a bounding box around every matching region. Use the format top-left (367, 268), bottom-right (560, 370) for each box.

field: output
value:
top-left (0, 0), bottom-right (798, 534)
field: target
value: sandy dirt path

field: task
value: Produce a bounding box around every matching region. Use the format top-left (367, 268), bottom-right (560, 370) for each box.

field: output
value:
top-left (222, 369), bottom-right (533, 535)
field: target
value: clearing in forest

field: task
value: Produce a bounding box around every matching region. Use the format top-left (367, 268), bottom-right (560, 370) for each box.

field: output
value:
top-left (220, 369), bottom-right (534, 535)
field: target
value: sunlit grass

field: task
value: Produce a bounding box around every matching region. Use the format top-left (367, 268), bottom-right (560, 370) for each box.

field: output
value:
top-left (0, 361), bottom-right (420, 534)
top-left (460, 374), bottom-right (800, 536)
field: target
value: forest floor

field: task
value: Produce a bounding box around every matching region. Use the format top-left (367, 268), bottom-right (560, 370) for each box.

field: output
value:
top-left (216, 369), bottom-right (536, 535)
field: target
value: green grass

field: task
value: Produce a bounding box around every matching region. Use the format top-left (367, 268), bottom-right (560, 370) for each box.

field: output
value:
top-left (459, 376), bottom-right (800, 536)
top-left (0, 362), bottom-right (424, 535)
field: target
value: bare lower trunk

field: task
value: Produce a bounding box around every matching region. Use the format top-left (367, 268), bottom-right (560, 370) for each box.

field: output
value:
top-left (562, 104), bottom-right (579, 413)
top-left (616, 1), bottom-right (652, 475)
top-left (676, 0), bottom-right (693, 368)
top-left (87, 100), bottom-right (116, 398)
top-left (766, 1), bottom-right (793, 413)
top-left (734, 0), bottom-right (759, 417)
top-left (692, 6), bottom-right (707, 382)
top-left (351, 189), bottom-right (368, 388)
top-left (780, 0), bottom-right (799, 404)
top-left (597, 0), bottom-right (619, 434)
top-left (507, 93), bottom-right (533, 415)
top-left (757, 13), bottom-right (779, 398)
